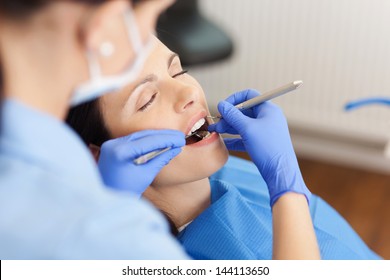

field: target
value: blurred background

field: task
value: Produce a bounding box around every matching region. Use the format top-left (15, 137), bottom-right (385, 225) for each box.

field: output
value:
top-left (157, 0), bottom-right (390, 259)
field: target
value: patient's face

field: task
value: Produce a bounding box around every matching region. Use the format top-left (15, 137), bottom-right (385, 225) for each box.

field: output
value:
top-left (99, 37), bottom-right (228, 187)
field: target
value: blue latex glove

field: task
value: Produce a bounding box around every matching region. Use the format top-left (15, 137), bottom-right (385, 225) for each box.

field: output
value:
top-left (98, 129), bottom-right (185, 197)
top-left (209, 89), bottom-right (311, 207)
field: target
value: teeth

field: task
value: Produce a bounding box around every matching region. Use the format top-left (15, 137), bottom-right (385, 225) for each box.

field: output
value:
top-left (196, 131), bottom-right (211, 139)
top-left (188, 118), bottom-right (205, 135)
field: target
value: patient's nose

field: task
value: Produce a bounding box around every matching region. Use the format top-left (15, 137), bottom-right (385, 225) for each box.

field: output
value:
top-left (173, 85), bottom-right (199, 113)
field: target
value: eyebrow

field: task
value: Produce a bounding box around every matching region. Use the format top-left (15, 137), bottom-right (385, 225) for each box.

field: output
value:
top-left (129, 53), bottom-right (178, 95)
top-left (133, 74), bottom-right (158, 91)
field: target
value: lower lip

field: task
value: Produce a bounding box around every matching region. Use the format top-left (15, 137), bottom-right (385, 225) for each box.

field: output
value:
top-left (186, 132), bottom-right (219, 148)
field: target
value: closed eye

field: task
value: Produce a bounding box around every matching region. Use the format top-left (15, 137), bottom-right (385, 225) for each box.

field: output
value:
top-left (138, 70), bottom-right (188, 112)
top-left (172, 70), bottom-right (188, 78)
top-left (139, 93), bottom-right (157, 112)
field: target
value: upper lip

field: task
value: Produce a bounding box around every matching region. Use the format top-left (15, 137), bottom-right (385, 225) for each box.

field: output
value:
top-left (185, 110), bottom-right (208, 136)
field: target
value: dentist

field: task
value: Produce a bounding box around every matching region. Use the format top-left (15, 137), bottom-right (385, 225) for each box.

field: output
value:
top-left (0, 0), bottom-right (188, 259)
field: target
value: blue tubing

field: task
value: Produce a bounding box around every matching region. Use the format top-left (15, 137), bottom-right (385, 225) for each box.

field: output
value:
top-left (344, 97), bottom-right (390, 111)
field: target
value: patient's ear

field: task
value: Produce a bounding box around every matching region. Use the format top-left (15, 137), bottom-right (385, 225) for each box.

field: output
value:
top-left (89, 144), bottom-right (101, 162)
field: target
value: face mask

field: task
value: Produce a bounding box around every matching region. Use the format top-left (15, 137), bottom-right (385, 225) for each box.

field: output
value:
top-left (70, 8), bottom-right (154, 107)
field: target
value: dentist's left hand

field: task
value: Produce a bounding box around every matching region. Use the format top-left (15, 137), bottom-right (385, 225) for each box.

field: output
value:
top-left (208, 89), bottom-right (311, 207)
top-left (98, 130), bottom-right (185, 198)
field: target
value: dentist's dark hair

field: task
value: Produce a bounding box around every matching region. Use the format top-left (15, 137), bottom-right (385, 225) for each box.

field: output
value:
top-left (0, 0), bottom-right (107, 131)
top-left (0, 0), bottom-right (106, 18)
top-left (0, 55), bottom-right (3, 133)
top-left (0, 0), bottom-right (144, 18)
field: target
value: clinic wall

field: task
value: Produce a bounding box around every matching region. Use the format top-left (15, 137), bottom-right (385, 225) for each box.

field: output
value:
top-left (191, 0), bottom-right (390, 173)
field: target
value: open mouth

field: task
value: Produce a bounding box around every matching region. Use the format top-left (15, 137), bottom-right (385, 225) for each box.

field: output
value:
top-left (185, 118), bottom-right (211, 145)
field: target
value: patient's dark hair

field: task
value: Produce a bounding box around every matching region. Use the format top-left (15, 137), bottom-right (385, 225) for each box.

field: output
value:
top-left (67, 100), bottom-right (110, 147)
top-left (67, 100), bottom-right (179, 236)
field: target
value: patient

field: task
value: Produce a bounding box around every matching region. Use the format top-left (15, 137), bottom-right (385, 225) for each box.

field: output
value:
top-left (68, 36), bottom-right (229, 233)
top-left (67, 36), bottom-right (382, 260)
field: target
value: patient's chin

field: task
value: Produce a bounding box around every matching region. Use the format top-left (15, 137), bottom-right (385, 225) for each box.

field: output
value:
top-left (151, 145), bottom-right (229, 187)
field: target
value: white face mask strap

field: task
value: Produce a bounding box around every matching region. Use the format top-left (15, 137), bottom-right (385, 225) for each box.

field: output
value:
top-left (123, 8), bottom-right (143, 54)
top-left (71, 8), bottom-right (153, 106)
top-left (86, 49), bottom-right (102, 81)
top-left (85, 8), bottom-right (141, 83)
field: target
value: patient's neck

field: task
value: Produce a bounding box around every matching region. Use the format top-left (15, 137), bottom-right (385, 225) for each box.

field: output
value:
top-left (144, 178), bottom-right (211, 230)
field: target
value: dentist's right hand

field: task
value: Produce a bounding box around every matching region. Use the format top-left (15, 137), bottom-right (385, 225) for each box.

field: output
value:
top-left (208, 89), bottom-right (311, 207)
top-left (98, 130), bottom-right (185, 198)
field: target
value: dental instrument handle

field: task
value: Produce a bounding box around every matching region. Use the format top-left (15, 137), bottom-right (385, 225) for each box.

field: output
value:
top-left (134, 134), bottom-right (195, 165)
top-left (236, 80), bottom-right (303, 110)
top-left (133, 147), bottom-right (172, 165)
top-left (207, 81), bottom-right (303, 120)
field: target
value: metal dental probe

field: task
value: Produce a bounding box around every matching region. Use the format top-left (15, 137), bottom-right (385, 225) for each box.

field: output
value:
top-left (133, 132), bottom-right (205, 165)
top-left (133, 80), bottom-right (303, 165)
